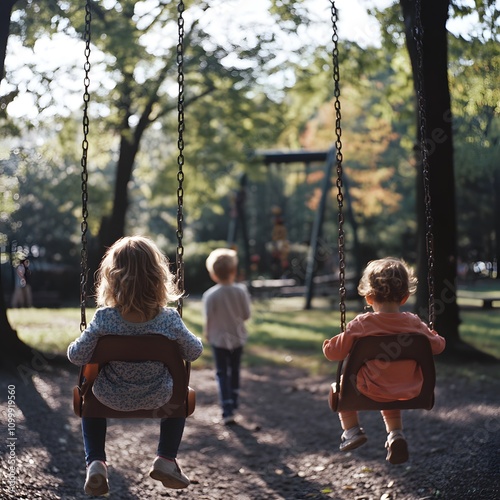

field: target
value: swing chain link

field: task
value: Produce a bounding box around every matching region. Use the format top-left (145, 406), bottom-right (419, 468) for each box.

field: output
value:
top-left (80, 0), bottom-right (92, 332)
top-left (176, 0), bottom-right (185, 317)
top-left (414, 0), bottom-right (435, 329)
top-left (331, 1), bottom-right (346, 332)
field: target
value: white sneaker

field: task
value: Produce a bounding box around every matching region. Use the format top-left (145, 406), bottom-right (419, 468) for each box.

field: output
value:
top-left (223, 415), bottom-right (236, 426)
top-left (385, 430), bottom-right (409, 464)
top-left (84, 460), bottom-right (109, 496)
top-left (149, 456), bottom-right (190, 489)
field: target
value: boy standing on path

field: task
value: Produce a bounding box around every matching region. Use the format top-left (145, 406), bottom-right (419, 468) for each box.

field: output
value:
top-left (202, 248), bottom-right (251, 425)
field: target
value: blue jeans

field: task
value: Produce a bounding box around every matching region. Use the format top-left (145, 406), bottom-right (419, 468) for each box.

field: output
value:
top-left (81, 417), bottom-right (186, 465)
top-left (212, 346), bottom-right (243, 418)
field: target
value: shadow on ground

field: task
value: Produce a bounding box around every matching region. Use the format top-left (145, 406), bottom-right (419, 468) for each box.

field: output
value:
top-left (1, 355), bottom-right (499, 499)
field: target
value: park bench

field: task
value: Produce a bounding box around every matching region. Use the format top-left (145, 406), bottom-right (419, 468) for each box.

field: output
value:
top-left (456, 291), bottom-right (500, 310)
top-left (249, 278), bottom-right (298, 297)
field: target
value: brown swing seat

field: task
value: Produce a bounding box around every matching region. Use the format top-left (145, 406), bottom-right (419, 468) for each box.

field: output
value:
top-left (328, 333), bottom-right (436, 413)
top-left (73, 335), bottom-right (195, 419)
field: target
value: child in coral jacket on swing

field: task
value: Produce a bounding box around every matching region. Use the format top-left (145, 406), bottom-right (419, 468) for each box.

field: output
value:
top-left (323, 257), bottom-right (445, 464)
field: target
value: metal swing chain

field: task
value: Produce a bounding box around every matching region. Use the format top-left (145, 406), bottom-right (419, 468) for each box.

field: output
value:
top-left (414, 0), bottom-right (435, 329)
top-left (331, 1), bottom-right (346, 332)
top-left (176, 0), bottom-right (186, 317)
top-left (79, 0), bottom-right (92, 332)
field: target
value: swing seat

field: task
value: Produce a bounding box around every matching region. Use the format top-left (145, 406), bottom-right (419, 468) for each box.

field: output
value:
top-left (73, 335), bottom-right (195, 419)
top-left (328, 333), bottom-right (436, 412)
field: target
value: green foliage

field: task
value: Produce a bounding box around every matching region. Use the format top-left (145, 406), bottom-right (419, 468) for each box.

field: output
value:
top-left (2, 0), bottom-right (499, 277)
top-left (0, 111), bottom-right (117, 266)
top-left (449, 33), bottom-right (500, 261)
top-left (269, 0), bottom-right (310, 30)
top-left (0, 146), bottom-right (81, 264)
top-left (368, 2), bottom-right (406, 52)
top-left (450, 0), bottom-right (500, 42)
top-left (0, 89), bottom-right (21, 136)
top-left (5, 0), bottom-right (319, 253)
top-left (363, 0), bottom-right (500, 266)
top-left (283, 41), bottom-right (417, 263)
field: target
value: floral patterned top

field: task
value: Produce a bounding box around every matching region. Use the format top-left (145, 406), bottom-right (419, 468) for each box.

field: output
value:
top-left (67, 307), bottom-right (203, 411)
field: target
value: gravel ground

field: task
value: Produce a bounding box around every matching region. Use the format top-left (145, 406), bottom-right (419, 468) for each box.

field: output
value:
top-left (1, 357), bottom-right (499, 500)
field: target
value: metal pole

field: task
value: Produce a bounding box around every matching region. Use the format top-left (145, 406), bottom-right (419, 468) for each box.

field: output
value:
top-left (304, 147), bottom-right (336, 309)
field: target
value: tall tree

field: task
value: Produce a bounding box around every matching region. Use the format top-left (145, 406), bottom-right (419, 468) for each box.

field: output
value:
top-left (399, 0), bottom-right (461, 344)
top-left (367, 0), bottom-right (499, 358)
top-left (0, 0), bottom-right (30, 369)
top-left (57, 1), bottom-right (316, 271)
top-left (0, 0), bottom-right (17, 81)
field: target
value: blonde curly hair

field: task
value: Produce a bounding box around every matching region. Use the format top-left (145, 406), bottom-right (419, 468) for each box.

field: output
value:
top-left (357, 257), bottom-right (417, 304)
top-left (95, 236), bottom-right (182, 321)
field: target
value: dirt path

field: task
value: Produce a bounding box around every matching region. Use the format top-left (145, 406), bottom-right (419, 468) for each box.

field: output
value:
top-left (1, 360), bottom-right (499, 499)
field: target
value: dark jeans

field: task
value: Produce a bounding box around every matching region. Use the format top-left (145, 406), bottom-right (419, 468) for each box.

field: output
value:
top-left (212, 345), bottom-right (243, 418)
top-left (81, 417), bottom-right (186, 465)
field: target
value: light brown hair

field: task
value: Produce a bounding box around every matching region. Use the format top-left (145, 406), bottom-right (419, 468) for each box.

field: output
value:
top-left (206, 248), bottom-right (238, 282)
top-left (357, 257), bottom-right (417, 304)
top-left (95, 236), bottom-right (181, 321)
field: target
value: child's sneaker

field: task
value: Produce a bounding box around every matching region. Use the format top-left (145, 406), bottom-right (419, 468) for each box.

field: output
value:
top-left (149, 456), bottom-right (190, 489)
top-left (223, 414), bottom-right (236, 425)
top-left (84, 460), bottom-right (109, 496)
top-left (385, 430), bottom-right (409, 464)
top-left (339, 425), bottom-right (368, 451)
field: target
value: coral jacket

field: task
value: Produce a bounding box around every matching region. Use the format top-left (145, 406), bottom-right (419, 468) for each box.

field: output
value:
top-left (323, 312), bottom-right (446, 402)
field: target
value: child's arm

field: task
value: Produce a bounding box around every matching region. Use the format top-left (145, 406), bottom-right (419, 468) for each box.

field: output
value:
top-left (67, 310), bottom-right (104, 366)
top-left (422, 325), bottom-right (446, 355)
top-left (322, 332), bottom-right (354, 361)
top-left (170, 310), bottom-right (203, 362)
top-left (240, 284), bottom-right (251, 321)
top-left (322, 317), bottom-right (360, 361)
top-left (409, 313), bottom-right (446, 355)
top-left (201, 293), bottom-right (212, 342)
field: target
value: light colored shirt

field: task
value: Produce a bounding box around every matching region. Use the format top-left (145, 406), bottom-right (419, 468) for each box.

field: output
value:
top-left (202, 283), bottom-right (251, 350)
top-left (323, 311), bottom-right (446, 402)
top-left (67, 307), bottom-right (203, 411)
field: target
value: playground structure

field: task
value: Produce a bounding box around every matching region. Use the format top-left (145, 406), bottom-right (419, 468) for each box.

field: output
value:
top-left (228, 149), bottom-right (362, 309)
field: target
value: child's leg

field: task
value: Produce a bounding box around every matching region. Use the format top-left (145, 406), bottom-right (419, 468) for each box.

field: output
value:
top-left (381, 410), bottom-right (408, 464)
top-left (81, 417), bottom-right (107, 466)
top-left (381, 409), bottom-right (402, 432)
top-left (338, 411), bottom-right (360, 431)
top-left (338, 411), bottom-right (367, 451)
top-left (212, 346), bottom-right (234, 419)
top-left (229, 346), bottom-right (243, 410)
top-left (157, 417), bottom-right (186, 460)
top-left (151, 417), bottom-right (190, 489)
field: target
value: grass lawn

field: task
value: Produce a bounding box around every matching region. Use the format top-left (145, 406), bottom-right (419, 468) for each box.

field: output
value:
top-left (7, 294), bottom-right (500, 375)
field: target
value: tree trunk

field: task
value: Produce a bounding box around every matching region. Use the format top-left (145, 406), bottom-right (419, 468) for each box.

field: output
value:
top-left (99, 136), bottom-right (139, 250)
top-left (98, 104), bottom-right (151, 255)
top-left (400, 0), bottom-right (461, 344)
top-left (0, 0), bottom-right (35, 370)
top-left (0, 0), bottom-right (17, 82)
top-left (0, 264), bottom-right (32, 369)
